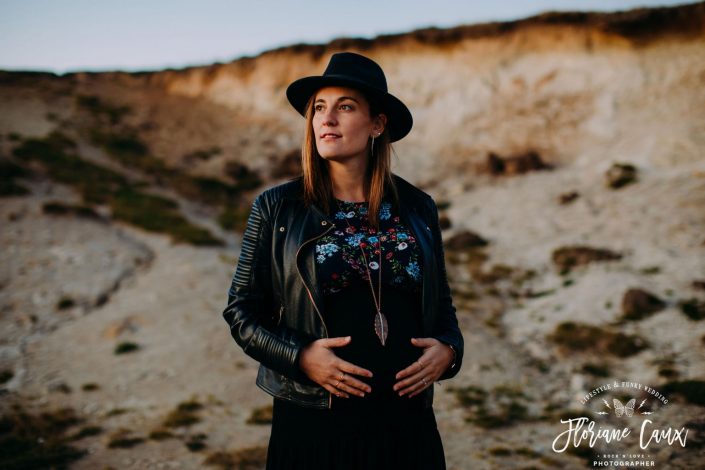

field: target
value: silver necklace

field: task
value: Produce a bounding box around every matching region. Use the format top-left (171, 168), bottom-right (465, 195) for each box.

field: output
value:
top-left (335, 199), bottom-right (388, 346)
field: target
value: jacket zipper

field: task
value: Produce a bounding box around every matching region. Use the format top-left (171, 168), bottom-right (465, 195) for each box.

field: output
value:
top-left (295, 221), bottom-right (336, 409)
top-left (277, 304), bottom-right (284, 326)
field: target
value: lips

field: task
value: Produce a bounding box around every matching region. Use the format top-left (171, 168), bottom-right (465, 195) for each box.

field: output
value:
top-left (320, 133), bottom-right (341, 139)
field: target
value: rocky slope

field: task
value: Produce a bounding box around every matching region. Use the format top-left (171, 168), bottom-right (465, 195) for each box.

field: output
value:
top-left (1, 2), bottom-right (704, 469)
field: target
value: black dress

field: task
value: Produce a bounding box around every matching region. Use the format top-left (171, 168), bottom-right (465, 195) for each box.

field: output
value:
top-left (265, 197), bottom-right (446, 470)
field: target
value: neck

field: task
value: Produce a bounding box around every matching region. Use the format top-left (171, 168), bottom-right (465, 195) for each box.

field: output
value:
top-left (327, 157), bottom-right (368, 202)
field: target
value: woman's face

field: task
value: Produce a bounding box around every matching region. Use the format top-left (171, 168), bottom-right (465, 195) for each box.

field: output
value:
top-left (311, 86), bottom-right (385, 162)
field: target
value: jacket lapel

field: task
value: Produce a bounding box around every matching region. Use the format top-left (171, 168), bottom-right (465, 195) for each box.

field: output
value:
top-left (294, 202), bottom-right (336, 332)
top-left (397, 199), bottom-right (435, 335)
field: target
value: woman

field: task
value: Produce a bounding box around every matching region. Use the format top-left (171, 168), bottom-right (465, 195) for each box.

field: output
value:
top-left (223, 52), bottom-right (464, 469)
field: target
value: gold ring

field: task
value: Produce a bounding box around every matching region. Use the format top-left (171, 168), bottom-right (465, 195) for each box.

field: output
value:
top-left (334, 380), bottom-right (340, 387)
top-left (422, 377), bottom-right (428, 386)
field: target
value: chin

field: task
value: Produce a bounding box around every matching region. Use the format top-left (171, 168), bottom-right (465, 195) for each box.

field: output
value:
top-left (316, 146), bottom-right (366, 161)
top-left (318, 153), bottom-right (349, 161)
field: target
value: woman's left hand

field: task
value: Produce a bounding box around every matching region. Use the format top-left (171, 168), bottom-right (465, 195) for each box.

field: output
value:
top-left (393, 337), bottom-right (455, 398)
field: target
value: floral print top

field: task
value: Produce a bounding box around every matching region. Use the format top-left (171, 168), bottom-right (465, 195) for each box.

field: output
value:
top-left (315, 198), bottom-right (423, 296)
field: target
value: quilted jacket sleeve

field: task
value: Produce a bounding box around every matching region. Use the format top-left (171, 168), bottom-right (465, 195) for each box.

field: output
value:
top-left (222, 192), bottom-right (317, 383)
top-left (428, 197), bottom-right (464, 381)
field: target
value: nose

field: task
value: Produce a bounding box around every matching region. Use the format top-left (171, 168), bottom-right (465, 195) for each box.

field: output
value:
top-left (320, 108), bottom-right (338, 127)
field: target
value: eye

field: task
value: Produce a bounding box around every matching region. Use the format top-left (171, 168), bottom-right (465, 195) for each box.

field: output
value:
top-left (339, 104), bottom-right (353, 111)
top-left (314, 104), bottom-right (324, 112)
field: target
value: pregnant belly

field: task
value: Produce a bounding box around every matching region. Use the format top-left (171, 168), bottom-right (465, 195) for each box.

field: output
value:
top-left (334, 339), bottom-right (423, 407)
top-left (323, 290), bottom-right (425, 412)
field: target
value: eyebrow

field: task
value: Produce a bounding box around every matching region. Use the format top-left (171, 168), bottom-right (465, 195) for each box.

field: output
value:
top-left (314, 96), bottom-right (359, 104)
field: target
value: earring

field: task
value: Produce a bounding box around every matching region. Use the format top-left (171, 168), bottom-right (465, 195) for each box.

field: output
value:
top-left (370, 135), bottom-right (375, 157)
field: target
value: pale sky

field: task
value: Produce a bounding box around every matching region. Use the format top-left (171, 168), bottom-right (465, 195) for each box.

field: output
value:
top-left (0, 0), bottom-right (692, 74)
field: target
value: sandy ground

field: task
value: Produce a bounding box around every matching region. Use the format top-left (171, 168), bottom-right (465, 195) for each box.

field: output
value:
top-left (2, 156), bottom-right (704, 468)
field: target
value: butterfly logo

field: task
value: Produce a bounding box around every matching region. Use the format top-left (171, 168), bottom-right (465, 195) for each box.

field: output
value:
top-left (613, 398), bottom-right (636, 417)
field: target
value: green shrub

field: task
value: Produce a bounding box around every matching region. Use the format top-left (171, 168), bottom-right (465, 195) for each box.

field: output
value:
top-left (168, 174), bottom-right (241, 206)
top-left (185, 433), bottom-right (208, 452)
top-left (217, 205), bottom-right (250, 232)
top-left (12, 133), bottom-right (223, 246)
top-left (0, 369), bottom-right (14, 384)
top-left (0, 179), bottom-right (30, 197)
top-left (75, 94), bottom-right (131, 125)
top-left (436, 200), bottom-right (451, 210)
top-left (56, 297), bottom-right (75, 310)
top-left (110, 186), bottom-right (222, 246)
top-left (89, 129), bottom-right (168, 174)
top-left (107, 429), bottom-right (144, 448)
top-left (148, 428), bottom-right (175, 440)
top-left (42, 202), bottom-right (101, 220)
top-left (0, 157), bottom-right (30, 195)
top-left (0, 405), bottom-right (87, 469)
top-left (661, 380), bottom-right (705, 406)
top-left (679, 298), bottom-right (705, 321)
top-left (114, 341), bottom-right (139, 354)
top-left (13, 133), bottom-right (127, 204)
top-left (176, 400), bottom-right (203, 413)
top-left (183, 146), bottom-right (221, 162)
top-left (70, 425), bottom-right (103, 440)
top-left (581, 362), bottom-right (611, 377)
top-left (105, 408), bottom-right (128, 417)
top-left (450, 384), bottom-right (533, 429)
top-left (246, 405), bottom-right (273, 424)
top-left (548, 321), bottom-right (648, 358)
top-left (162, 400), bottom-right (203, 428)
top-left (204, 447), bottom-right (269, 469)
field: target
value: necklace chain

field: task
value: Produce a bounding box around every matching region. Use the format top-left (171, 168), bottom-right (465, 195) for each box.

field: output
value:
top-left (335, 199), bottom-right (387, 345)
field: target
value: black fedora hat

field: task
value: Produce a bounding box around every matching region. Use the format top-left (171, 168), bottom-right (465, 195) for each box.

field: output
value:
top-left (286, 52), bottom-right (413, 142)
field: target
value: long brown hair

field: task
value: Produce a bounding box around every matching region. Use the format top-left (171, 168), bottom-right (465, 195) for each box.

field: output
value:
top-left (300, 89), bottom-right (399, 231)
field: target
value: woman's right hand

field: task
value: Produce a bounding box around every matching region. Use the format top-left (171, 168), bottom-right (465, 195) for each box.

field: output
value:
top-left (298, 336), bottom-right (373, 398)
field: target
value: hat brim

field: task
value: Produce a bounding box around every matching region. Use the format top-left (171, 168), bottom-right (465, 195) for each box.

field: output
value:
top-left (286, 75), bottom-right (413, 142)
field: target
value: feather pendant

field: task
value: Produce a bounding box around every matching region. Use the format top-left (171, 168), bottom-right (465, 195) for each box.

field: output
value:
top-left (374, 311), bottom-right (388, 346)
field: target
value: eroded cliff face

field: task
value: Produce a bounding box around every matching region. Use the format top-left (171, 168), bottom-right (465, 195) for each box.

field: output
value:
top-left (76, 4), bottom-right (705, 188)
top-left (3, 3), bottom-right (704, 191)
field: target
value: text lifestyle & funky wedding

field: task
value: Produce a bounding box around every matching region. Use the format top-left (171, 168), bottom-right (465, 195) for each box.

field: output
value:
top-left (579, 382), bottom-right (668, 406)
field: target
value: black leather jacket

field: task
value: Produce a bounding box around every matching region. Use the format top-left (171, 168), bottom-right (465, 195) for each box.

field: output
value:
top-left (223, 174), bottom-right (463, 409)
